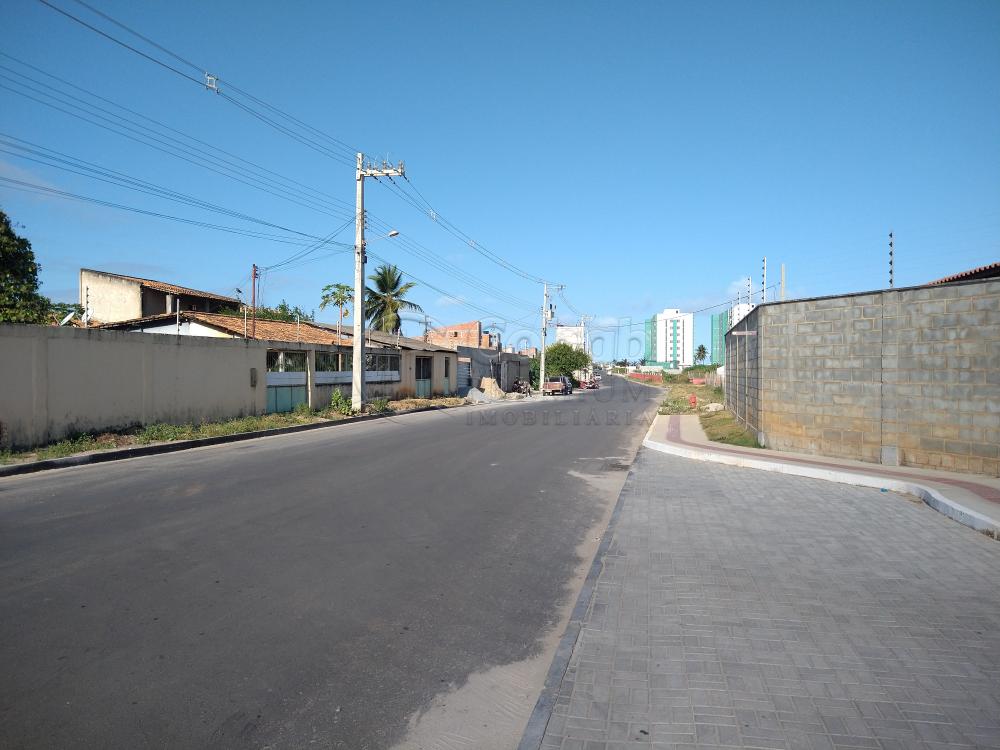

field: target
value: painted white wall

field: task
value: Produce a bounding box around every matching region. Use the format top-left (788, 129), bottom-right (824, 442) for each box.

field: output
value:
top-left (0, 325), bottom-right (267, 449)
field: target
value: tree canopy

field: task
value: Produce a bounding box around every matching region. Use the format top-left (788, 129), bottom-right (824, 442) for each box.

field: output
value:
top-left (365, 263), bottom-right (423, 334)
top-left (219, 299), bottom-right (314, 322)
top-left (0, 210), bottom-right (50, 324)
top-left (543, 341), bottom-right (591, 377)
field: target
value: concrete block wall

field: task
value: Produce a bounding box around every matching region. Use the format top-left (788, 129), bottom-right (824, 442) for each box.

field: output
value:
top-left (728, 278), bottom-right (1000, 476)
top-left (881, 280), bottom-right (1000, 475)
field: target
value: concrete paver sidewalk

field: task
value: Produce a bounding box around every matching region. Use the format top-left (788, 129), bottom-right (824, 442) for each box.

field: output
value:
top-left (647, 414), bottom-right (1000, 531)
top-left (536, 449), bottom-right (1000, 749)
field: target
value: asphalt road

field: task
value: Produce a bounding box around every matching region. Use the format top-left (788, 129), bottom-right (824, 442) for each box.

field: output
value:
top-left (0, 376), bottom-right (660, 749)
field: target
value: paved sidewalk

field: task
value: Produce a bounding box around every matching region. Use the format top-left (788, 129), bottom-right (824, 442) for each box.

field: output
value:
top-left (647, 415), bottom-right (1000, 531)
top-left (537, 449), bottom-right (1000, 749)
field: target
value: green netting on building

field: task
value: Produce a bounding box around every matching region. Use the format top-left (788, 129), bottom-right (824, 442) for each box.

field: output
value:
top-left (710, 312), bottom-right (727, 365)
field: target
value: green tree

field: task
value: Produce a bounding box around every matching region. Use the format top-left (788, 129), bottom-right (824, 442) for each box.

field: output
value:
top-left (0, 210), bottom-right (49, 323)
top-left (218, 299), bottom-right (313, 322)
top-left (319, 282), bottom-right (353, 342)
top-left (365, 263), bottom-right (423, 334)
top-left (695, 344), bottom-right (708, 364)
top-left (544, 341), bottom-right (592, 379)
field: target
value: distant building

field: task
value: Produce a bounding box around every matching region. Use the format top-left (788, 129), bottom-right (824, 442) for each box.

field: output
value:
top-left (730, 302), bottom-right (754, 326)
top-left (79, 268), bottom-right (237, 324)
top-left (425, 320), bottom-right (499, 350)
top-left (710, 313), bottom-right (727, 365)
top-left (643, 308), bottom-right (694, 368)
top-left (710, 303), bottom-right (755, 366)
top-left (555, 324), bottom-right (586, 352)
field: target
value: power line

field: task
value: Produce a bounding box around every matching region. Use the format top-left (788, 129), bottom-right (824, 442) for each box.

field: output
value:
top-left (0, 68), bottom-right (353, 218)
top-left (377, 174), bottom-right (556, 285)
top-left (34, 0), bottom-right (204, 86)
top-left (0, 53), bottom-right (354, 212)
top-left (34, 0), bottom-right (361, 166)
top-left (0, 176), bottom-right (319, 245)
top-left (0, 175), bottom-right (537, 326)
top-left (0, 134), bottom-right (317, 237)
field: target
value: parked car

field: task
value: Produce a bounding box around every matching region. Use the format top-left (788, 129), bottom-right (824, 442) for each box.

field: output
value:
top-left (542, 375), bottom-right (573, 395)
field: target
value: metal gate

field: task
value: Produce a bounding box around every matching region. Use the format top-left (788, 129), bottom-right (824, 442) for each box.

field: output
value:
top-left (267, 385), bottom-right (307, 413)
top-left (457, 360), bottom-right (472, 388)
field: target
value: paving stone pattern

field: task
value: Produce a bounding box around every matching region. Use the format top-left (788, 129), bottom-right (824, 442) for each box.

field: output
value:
top-left (540, 450), bottom-right (1000, 749)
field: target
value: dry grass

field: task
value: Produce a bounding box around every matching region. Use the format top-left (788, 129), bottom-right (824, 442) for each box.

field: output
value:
top-left (388, 396), bottom-right (465, 411)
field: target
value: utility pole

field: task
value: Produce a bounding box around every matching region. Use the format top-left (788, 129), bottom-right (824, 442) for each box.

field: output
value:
top-left (746, 276), bottom-right (752, 307)
top-left (579, 314), bottom-right (593, 355)
top-left (889, 231), bottom-right (894, 288)
top-left (251, 263), bottom-right (258, 338)
top-left (762, 257), bottom-right (767, 304)
top-left (780, 264), bottom-right (786, 301)
top-left (539, 283), bottom-right (555, 393)
top-left (351, 153), bottom-right (405, 412)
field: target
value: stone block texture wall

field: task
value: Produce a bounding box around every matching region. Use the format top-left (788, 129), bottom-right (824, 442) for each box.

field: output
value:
top-left (726, 278), bottom-right (1000, 476)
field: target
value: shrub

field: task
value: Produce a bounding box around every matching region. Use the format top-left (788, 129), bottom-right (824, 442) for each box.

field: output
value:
top-left (329, 389), bottom-right (355, 416)
top-left (293, 402), bottom-right (313, 415)
top-left (368, 397), bottom-right (392, 414)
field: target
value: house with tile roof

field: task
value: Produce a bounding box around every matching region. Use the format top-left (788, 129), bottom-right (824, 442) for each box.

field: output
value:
top-left (101, 311), bottom-right (457, 410)
top-left (80, 268), bottom-right (238, 324)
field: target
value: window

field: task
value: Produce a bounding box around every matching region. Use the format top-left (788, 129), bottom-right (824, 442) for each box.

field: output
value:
top-left (444, 357), bottom-right (450, 377)
top-left (340, 351), bottom-right (352, 371)
top-left (266, 350), bottom-right (307, 372)
top-left (316, 352), bottom-right (338, 372)
top-left (365, 353), bottom-right (400, 372)
top-left (282, 352), bottom-right (306, 372)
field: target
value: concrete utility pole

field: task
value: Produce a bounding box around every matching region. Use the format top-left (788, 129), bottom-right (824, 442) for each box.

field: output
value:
top-left (539, 283), bottom-right (555, 393)
top-left (762, 257), bottom-right (767, 304)
top-left (251, 263), bottom-right (258, 338)
top-left (351, 153), bottom-right (405, 411)
top-left (780, 263), bottom-right (786, 301)
top-left (579, 314), bottom-right (593, 355)
top-left (889, 231), bottom-right (894, 288)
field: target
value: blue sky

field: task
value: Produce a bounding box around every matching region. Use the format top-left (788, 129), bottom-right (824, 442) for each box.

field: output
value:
top-left (3, 0), bottom-right (998, 359)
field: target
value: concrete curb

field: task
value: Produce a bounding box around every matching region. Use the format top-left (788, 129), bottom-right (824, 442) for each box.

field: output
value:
top-left (642, 433), bottom-right (1000, 534)
top-left (0, 403), bottom-right (468, 479)
top-left (517, 465), bottom-right (633, 750)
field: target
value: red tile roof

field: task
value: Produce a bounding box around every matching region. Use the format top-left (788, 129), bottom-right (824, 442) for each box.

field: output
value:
top-left (101, 312), bottom-right (352, 346)
top-left (927, 262), bottom-right (1000, 286)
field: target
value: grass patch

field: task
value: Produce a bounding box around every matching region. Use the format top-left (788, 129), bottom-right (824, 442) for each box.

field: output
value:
top-left (0, 412), bottom-right (337, 466)
top-left (657, 382), bottom-right (724, 415)
top-left (699, 409), bottom-right (761, 448)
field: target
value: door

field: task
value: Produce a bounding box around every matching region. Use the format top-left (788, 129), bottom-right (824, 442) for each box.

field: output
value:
top-left (443, 356), bottom-right (451, 395)
top-left (415, 356), bottom-right (432, 398)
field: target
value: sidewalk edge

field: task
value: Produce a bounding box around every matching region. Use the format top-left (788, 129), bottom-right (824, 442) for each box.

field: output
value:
top-left (516, 467), bottom-right (633, 750)
top-left (642, 434), bottom-right (1000, 533)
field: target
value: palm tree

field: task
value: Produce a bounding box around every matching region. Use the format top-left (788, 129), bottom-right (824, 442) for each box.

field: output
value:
top-left (365, 264), bottom-right (423, 334)
top-left (319, 282), bottom-right (353, 342)
top-left (695, 344), bottom-right (708, 364)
